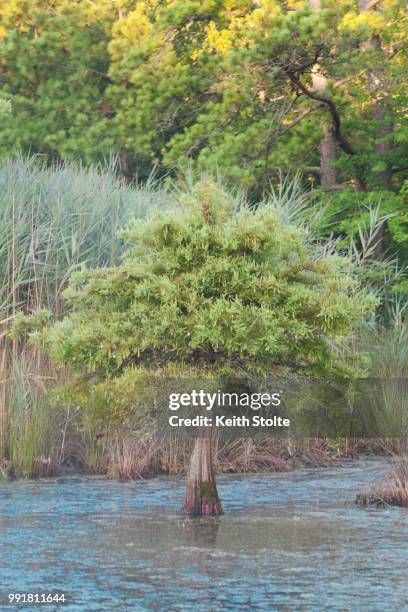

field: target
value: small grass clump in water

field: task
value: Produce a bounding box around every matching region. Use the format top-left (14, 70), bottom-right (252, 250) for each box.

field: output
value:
top-left (356, 458), bottom-right (408, 507)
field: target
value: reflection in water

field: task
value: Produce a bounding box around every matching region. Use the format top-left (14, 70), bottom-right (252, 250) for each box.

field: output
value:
top-left (0, 459), bottom-right (407, 611)
top-left (182, 517), bottom-right (220, 546)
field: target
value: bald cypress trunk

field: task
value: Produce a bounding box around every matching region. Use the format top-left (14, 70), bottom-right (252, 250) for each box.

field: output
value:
top-left (183, 437), bottom-right (223, 517)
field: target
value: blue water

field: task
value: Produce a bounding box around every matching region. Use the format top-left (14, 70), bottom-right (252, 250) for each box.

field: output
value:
top-left (0, 459), bottom-right (407, 611)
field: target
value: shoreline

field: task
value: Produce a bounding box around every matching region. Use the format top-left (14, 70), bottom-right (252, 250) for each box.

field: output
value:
top-left (0, 452), bottom-right (392, 485)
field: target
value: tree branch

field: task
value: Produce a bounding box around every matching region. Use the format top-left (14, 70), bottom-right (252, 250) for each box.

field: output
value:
top-left (366, 0), bottom-right (383, 9)
top-left (284, 68), bottom-right (357, 156)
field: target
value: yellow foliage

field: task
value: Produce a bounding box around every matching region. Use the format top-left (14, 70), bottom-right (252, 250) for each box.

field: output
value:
top-left (191, 20), bottom-right (235, 59)
top-left (246, 0), bottom-right (282, 31)
top-left (205, 21), bottom-right (233, 54)
top-left (109, 4), bottom-right (153, 60)
top-left (286, 0), bottom-right (306, 9)
top-left (340, 11), bottom-right (386, 35)
top-left (192, 0), bottom-right (282, 60)
top-left (0, 0), bottom-right (33, 33)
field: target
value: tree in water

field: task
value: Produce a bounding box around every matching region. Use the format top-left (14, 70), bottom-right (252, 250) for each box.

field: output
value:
top-left (38, 179), bottom-right (375, 516)
top-left (183, 437), bottom-right (222, 517)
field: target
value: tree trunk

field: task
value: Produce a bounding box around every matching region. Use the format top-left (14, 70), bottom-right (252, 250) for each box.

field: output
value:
top-left (309, 0), bottom-right (339, 189)
top-left (319, 125), bottom-right (339, 188)
top-left (183, 437), bottom-right (223, 517)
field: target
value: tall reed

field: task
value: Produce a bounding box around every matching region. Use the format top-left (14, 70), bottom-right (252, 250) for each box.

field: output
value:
top-left (0, 156), bottom-right (167, 475)
top-left (362, 310), bottom-right (408, 449)
top-left (0, 155), bottom-right (165, 317)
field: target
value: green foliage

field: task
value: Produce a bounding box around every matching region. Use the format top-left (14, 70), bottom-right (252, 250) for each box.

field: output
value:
top-left (0, 0), bottom-right (114, 161)
top-left (312, 189), bottom-right (394, 238)
top-left (1, 1), bottom-right (406, 190)
top-left (40, 180), bottom-right (376, 424)
top-left (309, 185), bottom-right (408, 296)
top-left (1, 1), bottom-right (406, 442)
top-left (311, 188), bottom-right (407, 246)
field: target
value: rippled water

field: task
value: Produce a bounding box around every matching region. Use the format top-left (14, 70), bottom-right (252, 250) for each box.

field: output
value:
top-left (0, 459), bottom-right (407, 611)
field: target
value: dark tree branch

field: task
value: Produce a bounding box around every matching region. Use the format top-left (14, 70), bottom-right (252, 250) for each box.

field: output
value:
top-left (284, 68), bottom-right (357, 156)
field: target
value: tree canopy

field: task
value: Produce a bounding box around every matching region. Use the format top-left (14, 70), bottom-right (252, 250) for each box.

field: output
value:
top-left (36, 180), bottom-right (376, 424)
top-left (1, 0), bottom-right (406, 192)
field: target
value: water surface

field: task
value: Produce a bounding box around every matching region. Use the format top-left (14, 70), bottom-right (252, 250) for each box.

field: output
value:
top-left (1, 459), bottom-right (407, 610)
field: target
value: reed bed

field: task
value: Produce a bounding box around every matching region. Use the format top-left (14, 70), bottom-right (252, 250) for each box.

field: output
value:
top-left (81, 432), bottom-right (344, 480)
top-left (363, 317), bottom-right (408, 443)
top-left (0, 155), bottom-right (164, 318)
top-left (0, 156), bottom-right (167, 477)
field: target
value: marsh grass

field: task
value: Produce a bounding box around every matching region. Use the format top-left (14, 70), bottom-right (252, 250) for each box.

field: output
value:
top-left (0, 336), bottom-right (91, 478)
top-left (0, 155), bottom-right (164, 318)
top-left (356, 457), bottom-right (408, 507)
top-left (362, 314), bottom-right (408, 449)
top-left (0, 156), bottom-right (167, 477)
top-left (79, 432), bottom-right (342, 480)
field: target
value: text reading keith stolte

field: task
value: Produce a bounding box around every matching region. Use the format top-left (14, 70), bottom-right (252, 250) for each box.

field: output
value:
top-left (167, 389), bottom-right (290, 430)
